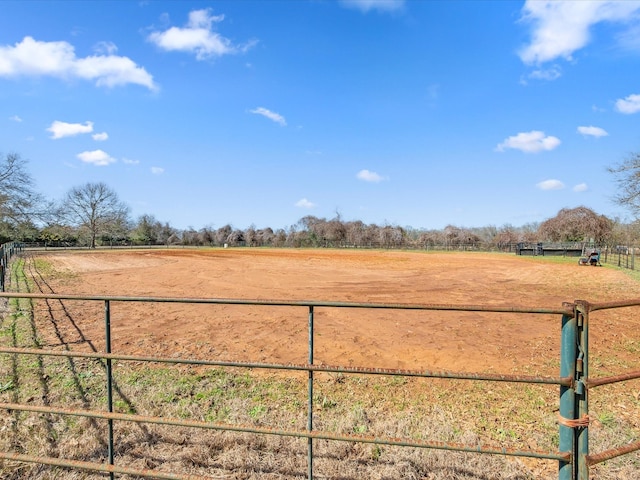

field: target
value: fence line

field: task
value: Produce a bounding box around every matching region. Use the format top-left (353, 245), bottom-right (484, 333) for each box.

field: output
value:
top-left (1, 254), bottom-right (640, 479)
top-left (0, 241), bottom-right (23, 291)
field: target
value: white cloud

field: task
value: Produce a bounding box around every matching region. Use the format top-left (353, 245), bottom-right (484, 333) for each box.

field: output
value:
top-left (76, 149), bottom-right (116, 166)
top-left (495, 130), bottom-right (561, 153)
top-left (518, 1), bottom-right (640, 65)
top-left (340, 0), bottom-right (405, 13)
top-left (122, 158), bottom-right (139, 165)
top-left (148, 9), bottom-right (257, 60)
top-left (615, 93), bottom-right (640, 114)
top-left (356, 169), bottom-right (385, 183)
top-left (47, 120), bottom-right (93, 139)
top-left (92, 132), bottom-right (109, 141)
top-left (94, 41), bottom-right (118, 56)
top-left (0, 36), bottom-right (157, 90)
top-left (151, 166), bottom-right (164, 175)
top-left (536, 179), bottom-right (565, 190)
top-left (577, 125), bottom-right (608, 137)
top-left (526, 65), bottom-right (562, 81)
top-left (573, 183), bottom-right (588, 192)
top-left (9, 115), bottom-right (22, 122)
top-left (250, 107), bottom-right (286, 126)
top-left (295, 198), bottom-right (316, 208)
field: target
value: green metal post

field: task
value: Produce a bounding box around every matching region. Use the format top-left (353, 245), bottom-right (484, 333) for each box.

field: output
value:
top-left (307, 306), bottom-right (314, 480)
top-left (105, 300), bottom-right (115, 480)
top-left (559, 310), bottom-right (577, 480)
top-left (575, 302), bottom-right (589, 480)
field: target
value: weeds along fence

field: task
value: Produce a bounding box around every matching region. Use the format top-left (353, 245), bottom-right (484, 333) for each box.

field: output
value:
top-left (1, 264), bottom-right (640, 478)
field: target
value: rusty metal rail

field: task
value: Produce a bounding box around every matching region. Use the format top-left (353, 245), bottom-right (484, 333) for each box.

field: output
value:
top-left (0, 346), bottom-right (572, 385)
top-left (0, 290), bottom-right (572, 314)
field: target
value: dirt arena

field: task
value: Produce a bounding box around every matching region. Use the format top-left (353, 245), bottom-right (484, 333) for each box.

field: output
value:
top-left (31, 248), bottom-right (640, 375)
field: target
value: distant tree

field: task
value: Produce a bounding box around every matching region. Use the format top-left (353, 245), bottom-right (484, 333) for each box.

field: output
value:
top-left (62, 182), bottom-right (130, 248)
top-left (492, 225), bottom-right (520, 250)
top-left (418, 229), bottom-right (443, 247)
top-left (378, 225), bottom-right (404, 248)
top-left (166, 232), bottom-right (182, 245)
top-left (256, 227), bottom-right (274, 246)
top-left (537, 206), bottom-right (612, 243)
top-left (129, 214), bottom-right (176, 246)
top-left (324, 216), bottom-right (346, 247)
top-left (245, 225), bottom-right (257, 247)
top-left (226, 229), bottom-right (245, 246)
top-left (182, 228), bottom-right (199, 246)
top-left (39, 223), bottom-right (77, 245)
top-left (608, 218), bottom-right (640, 247)
top-left (441, 225), bottom-right (480, 248)
top-left (130, 214), bottom-right (159, 245)
top-left (215, 225), bottom-right (233, 246)
top-left (518, 222), bottom-right (541, 243)
top-left (0, 152), bottom-right (48, 241)
top-left (272, 228), bottom-right (287, 247)
top-left (198, 225), bottom-right (215, 245)
top-left (608, 152), bottom-right (640, 215)
top-left (102, 215), bottom-right (131, 246)
top-left (157, 222), bottom-right (178, 245)
top-left (345, 220), bottom-right (367, 246)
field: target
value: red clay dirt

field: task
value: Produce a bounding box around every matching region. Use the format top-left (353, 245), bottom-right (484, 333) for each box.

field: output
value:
top-left (30, 248), bottom-right (640, 376)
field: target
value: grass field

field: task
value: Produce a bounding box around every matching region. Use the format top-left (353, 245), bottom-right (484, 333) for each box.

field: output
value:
top-left (1, 248), bottom-right (640, 479)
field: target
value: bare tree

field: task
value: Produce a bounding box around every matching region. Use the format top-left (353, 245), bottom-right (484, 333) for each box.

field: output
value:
top-left (0, 152), bottom-right (49, 241)
top-left (226, 229), bottom-right (245, 246)
top-left (608, 152), bottom-right (640, 215)
top-left (215, 225), bottom-right (233, 246)
top-left (63, 182), bottom-right (130, 248)
top-left (245, 225), bottom-right (257, 247)
top-left (537, 206), bottom-right (612, 243)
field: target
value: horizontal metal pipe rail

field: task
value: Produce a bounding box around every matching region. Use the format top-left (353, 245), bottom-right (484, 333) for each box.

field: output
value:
top-left (0, 346), bottom-right (571, 385)
top-left (0, 401), bottom-right (571, 461)
top-left (0, 290), bottom-right (572, 314)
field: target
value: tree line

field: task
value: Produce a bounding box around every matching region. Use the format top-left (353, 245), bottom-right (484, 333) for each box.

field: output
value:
top-left (2, 151), bottom-right (640, 249)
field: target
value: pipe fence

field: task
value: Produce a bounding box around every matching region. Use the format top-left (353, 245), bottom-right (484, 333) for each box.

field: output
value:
top-left (0, 242), bottom-right (23, 291)
top-left (1, 264), bottom-right (640, 478)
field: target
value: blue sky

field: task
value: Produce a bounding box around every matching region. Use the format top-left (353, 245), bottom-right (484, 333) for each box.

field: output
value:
top-left (1, 0), bottom-right (639, 231)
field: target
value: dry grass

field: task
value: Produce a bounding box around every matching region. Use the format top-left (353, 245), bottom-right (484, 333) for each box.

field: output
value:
top-left (1, 254), bottom-right (640, 479)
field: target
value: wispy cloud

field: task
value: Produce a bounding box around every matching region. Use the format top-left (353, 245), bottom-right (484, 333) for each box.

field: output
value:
top-left (148, 9), bottom-right (257, 60)
top-left (340, 0), bottom-right (405, 13)
top-left (47, 120), bottom-right (93, 139)
top-left (250, 107), bottom-right (286, 126)
top-left (615, 93), bottom-right (640, 114)
top-left (0, 36), bottom-right (157, 90)
top-left (524, 65), bottom-right (562, 83)
top-left (573, 183), bottom-right (588, 192)
top-left (495, 130), bottom-right (561, 153)
top-left (295, 198), bottom-right (316, 208)
top-left (356, 169), bottom-right (386, 183)
top-left (77, 149), bottom-right (116, 166)
top-left (9, 115), bottom-right (22, 122)
top-left (92, 132), bottom-right (109, 141)
top-left (122, 158), bottom-right (140, 165)
top-left (151, 166), bottom-right (164, 175)
top-left (577, 125), bottom-right (608, 138)
top-left (518, 1), bottom-right (640, 65)
top-left (536, 179), bottom-right (565, 190)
